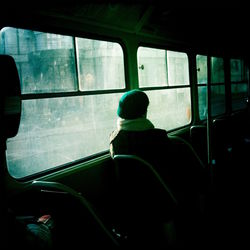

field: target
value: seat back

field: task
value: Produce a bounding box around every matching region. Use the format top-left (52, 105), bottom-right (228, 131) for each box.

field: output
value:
top-left (112, 154), bottom-right (177, 238)
top-left (0, 54), bottom-right (21, 248)
top-left (0, 54), bottom-right (21, 144)
top-left (190, 125), bottom-right (208, 166)
top-left (31, 181), bottom-right (120, 248)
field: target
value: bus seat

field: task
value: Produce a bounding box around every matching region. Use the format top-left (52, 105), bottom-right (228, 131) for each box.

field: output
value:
top-left (190, 125), bottom-right (208, 166)
top-left (166, 136), bottom-right (210, 247)
top-left (0, 54), bottom-right (21, 144)
top-left (190, 118), bottom-right (233, 168)
top-left (230, 110), bottom-right (250, 149)
top-left (211, 117), bottom-right (234, 184)
top-left (112, 154), bottom-right (178, 248)
top-left (31, 181), bottom-right (120, 248)
top-left (168, 135), bottom-right (209, 214)
top-left (212, 117), bottom-right (233, 157)
top-left (168, 135), bottom-right (207, 194)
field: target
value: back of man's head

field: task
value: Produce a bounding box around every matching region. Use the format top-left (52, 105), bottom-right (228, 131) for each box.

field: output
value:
top-left (117, 89), bottom-right (149, 119)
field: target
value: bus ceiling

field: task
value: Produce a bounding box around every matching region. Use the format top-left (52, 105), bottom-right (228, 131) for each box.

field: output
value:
top-left (1, 3), bottom-right (250, 57)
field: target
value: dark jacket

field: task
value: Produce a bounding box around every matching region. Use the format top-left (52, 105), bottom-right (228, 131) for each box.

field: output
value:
top-left (110, 128), bottom-right (174, 165)
top-left (110, 128), bottom-right (207, 201)
top-left (110, 128), bottom-right (179, 194)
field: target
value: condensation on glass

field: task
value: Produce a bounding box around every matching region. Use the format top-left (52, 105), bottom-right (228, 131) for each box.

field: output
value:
top-left (6, 94), bottom-right (122, 177)
top-left (146, 89), bottom-right (191, 130)
top-left (230, 59), bottom-right (249, 111)
top-left (0, 27), bottom-right (125, 178)
top-left (196, 55), bottom-right (226, 120)
top-left (137, 46), bottom-right (191, 129)
top-left (137, 47), bottom-right (189, 87)
top-left (76, 38), bottom-right (125, 90)
top-left (0, 27), bottom-right (78, 93)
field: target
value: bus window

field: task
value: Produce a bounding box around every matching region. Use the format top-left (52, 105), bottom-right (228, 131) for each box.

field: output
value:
top-left (0, 28), bottom-right (78, 93)
top-left (230, 58), bottom-right (249, 111)
top-left (197, 55), bottom-right (226, 120)
top-left (137, 47), bottom-right (191, 130)
top-left (0, 27), bottom-right (125, 178)
top-left (76, 37), bottom-right (125, 90)
top-left (137, 47), bottom-right (168, 87)
top-left (146, 88), bottom-right (191, 130)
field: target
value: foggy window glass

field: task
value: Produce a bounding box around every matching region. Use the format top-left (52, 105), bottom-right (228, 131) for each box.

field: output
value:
top-left (198, 86), bottom-right (207, 120)
top-left (0, 27), bottom-right (77, 93)
top-left (211, 57), bottom-right (224, 84)
top-left (196, 55), bottom-right (225, 84)
top-left (137, 47), bottom-right (168, 87)
top-left (145, 88), bottom-right (191, 130)
top-left (196, 55), bottom-right (226, 120)
top-left (211, 85), bottom-right (226, 116)
top-left (231, 84), bottom-right (248, 111)
top-left (230, 59), bottom-right (248, 111)
top-left (196, 55), bottom-right (208, 120)
top-left (76, 38), bottom-right (125, 90)
top-left (197, 55), bottom-right (207, 84)
top-left (1, 26), bottom-right (126, 178)
top-left (198, 86), bottom-right (226, 120)
top-left (211, 57), bottom-right (225, 116)
top-left (167, 50), bottom-right (189, 86)
top-left (6, 93), bottom-right (122, 178)
top-left (137, 47), bottom-right (189, 87)
top-left (231, 59), bottom-right (243, 82)
top-left (137, 47), bottom-right (190, 128)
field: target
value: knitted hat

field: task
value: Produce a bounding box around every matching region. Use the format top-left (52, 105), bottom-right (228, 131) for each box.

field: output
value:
top-left (117, 90), bottom-right (149, 119)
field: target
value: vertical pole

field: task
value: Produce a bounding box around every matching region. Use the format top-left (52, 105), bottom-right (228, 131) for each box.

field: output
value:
top-left (207, 56), bottom-right (213, 186)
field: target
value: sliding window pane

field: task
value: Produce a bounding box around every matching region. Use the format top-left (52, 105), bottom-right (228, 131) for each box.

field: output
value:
top-left (198, 85), bottom-right (226, 119)
top-left (145, 88), bottom-right (191, 130)
top-left (0, 27), bottom-right (77, 93)
top-left (137, 47), bottom-right (189, 87)
top-left (167, 50), bottom-right (189, 86)
top-left (231, 83), bottom-right (248, 111)
top-left (137, 47), bottom-right (168, 87)
top-left (6, 93), bottom-right (122, 178)
top-left (230, 59), bottom-right (248, 111)
top-left (211, 57), bottom-right (224, 84)
top-left (196, 55), bottom-right (207, 84)
top-left (76, 38), bottom-right (125, 90)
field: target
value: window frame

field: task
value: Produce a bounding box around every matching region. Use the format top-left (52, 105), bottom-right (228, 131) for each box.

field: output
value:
top-left (1, 26), bottom-right (127, 180)
top-left (230, 58), bottom-right (249, 112)
top-left (196, 54), bottom-right (227, 121)
top-left (136, 45), bottom-right (192, 131)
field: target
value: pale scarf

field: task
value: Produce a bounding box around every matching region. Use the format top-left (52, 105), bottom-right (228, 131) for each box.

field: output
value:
top-left (117, 117), bottom-right (154, 131)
